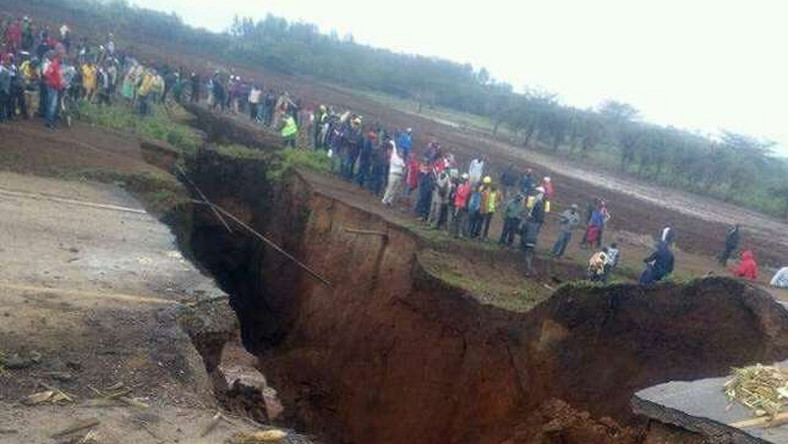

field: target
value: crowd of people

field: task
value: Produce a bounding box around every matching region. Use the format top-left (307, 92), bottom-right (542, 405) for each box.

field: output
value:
top-left (2, 14), bottom-right (783, 289)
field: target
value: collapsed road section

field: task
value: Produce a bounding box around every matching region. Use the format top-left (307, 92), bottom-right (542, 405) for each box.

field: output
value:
top-left (165, 121), bottom-right (788, 443)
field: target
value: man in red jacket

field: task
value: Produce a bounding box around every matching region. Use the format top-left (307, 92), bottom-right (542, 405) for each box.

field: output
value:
top-left (732, 250), bottom-right (758, 280)
top-left (451, 173), bottom-right (471, 238)
top-left (43, 53), bottom-right (64, 129)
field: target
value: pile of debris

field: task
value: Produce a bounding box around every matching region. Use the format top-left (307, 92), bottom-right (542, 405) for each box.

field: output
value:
top-left (724, 364), bottom-right (788, 428)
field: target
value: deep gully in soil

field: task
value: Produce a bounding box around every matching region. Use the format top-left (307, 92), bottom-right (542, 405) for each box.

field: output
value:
top-left (159, 110), bottom-right (788, 444)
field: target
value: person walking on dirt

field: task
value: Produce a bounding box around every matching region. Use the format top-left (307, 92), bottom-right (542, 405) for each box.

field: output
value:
top-left (451, 173), bottom-right (471, 237)
top-left (280, 112), bottom-right (298, 148)
top-left (499, 193), bottom-right (525, 247)
top-left (382, 142), bottom-right (405, 206)
top-left (314, 105), bottom-right (328, 149)
top-left (731, 250), bottom-right (758, 280)
top-left (718, 224), bottom-right (740, 266)
top-left (467, 185), bottom-right (484, 238)
top-left (248, 83), bottom-right (262, 121)
top-left (639, 241), bottom-right (674, 285)
top-left (551, 204), bottom-right (580, 258)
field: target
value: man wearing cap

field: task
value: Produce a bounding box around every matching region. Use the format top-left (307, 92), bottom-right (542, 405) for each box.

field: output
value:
top-left (552, 204), bottom-right (580, 258)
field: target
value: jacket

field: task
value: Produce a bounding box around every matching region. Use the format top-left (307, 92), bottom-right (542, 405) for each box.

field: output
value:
top-left (559, 209), bottom-right (580, 231)
top-left (454, 182), bottom-right (471, 208)
top-left (644, 242), bottom-right (674, 279)
top-left (725, 227), bottom-right (740, 249)
top-left (733, 251), bottom-right (758, 280)
top-left (504, 197), bottom-right (525, 219)
top-left (281, 115), bottom-right (298, 138)
top-left (43, 59), bottom-right (63, 90)
top-left (529, 198), bottom-right (546, 224)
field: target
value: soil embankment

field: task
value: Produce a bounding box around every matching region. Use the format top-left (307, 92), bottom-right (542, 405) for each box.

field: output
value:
top-left (174, 117), bottom-right (788, 443)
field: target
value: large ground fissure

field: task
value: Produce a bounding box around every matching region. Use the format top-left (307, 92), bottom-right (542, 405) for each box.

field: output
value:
top-left (166, 146), bottom-right (788, 444)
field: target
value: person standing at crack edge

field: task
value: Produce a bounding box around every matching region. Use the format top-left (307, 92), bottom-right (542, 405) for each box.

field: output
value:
top-left (521, 186), bottom-right (547, 275)
top-left (718, 224), bottom-right (740, 266)
top-left (280, 110), bottom-right (298, 148)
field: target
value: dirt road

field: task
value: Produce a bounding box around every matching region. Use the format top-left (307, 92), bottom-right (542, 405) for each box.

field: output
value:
top-left (0, 172), bottom-right (250, 443)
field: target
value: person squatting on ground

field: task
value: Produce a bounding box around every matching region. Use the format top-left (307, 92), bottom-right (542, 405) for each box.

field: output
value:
top-left (731, 250), bottom-right (758, 280)
top-left (639, 240), bottom-right (674, 285)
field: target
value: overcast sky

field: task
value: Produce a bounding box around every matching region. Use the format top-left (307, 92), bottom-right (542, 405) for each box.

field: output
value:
top-left (128, 0), bottom-right (788, 156)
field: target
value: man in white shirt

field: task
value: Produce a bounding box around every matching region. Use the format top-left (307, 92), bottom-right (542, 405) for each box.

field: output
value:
top-left (382, 141), bottom-right (405, 206)
top-left (468, 155), bottom-right (486, 188)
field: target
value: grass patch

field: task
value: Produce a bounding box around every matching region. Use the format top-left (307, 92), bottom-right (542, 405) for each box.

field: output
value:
top-left (60, 167), bottom-right (189, 215)
top-left (419, 249), bottom-right (550, 312)
top-left (77, 100), bottom-right (202, 154)
top-left (212, 144), bottom-right (271, 160)
top-left (268, 148), bottom-right (334, 181)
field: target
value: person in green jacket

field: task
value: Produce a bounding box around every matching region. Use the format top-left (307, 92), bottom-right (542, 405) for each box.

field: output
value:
top-left (499, 193), bottom-right (525, 246)
top-left (280, 113), bottom-right (298, 148)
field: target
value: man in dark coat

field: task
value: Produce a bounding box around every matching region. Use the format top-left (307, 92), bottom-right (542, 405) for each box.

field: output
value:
top-left (718, 224), bottom-right (740, 266)
top-left (639, 241), bottom-right (675, 285)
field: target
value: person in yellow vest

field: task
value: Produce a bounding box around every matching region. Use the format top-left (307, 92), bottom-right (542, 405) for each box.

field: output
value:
top-left (280, 111), bottom-right (298, 148)
top-left (136, 69), bottom-right (156, 115)
top-left (479, 176), bottom-right (501, 240)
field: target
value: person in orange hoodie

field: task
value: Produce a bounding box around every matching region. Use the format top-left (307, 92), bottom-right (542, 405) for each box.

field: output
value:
top-left (732, 250), bottom-right (758, 280)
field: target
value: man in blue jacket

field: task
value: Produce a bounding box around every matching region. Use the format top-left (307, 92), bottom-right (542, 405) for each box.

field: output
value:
top-left (396, 128), bottom-right (412, 160)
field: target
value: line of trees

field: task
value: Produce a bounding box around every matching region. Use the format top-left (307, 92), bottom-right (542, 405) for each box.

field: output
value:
top-left (27, 0), bottom-right (788, 218)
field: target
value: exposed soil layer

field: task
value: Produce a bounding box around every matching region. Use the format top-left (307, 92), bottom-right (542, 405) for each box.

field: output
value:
top-left (179, 146), bottom-right (788, 444)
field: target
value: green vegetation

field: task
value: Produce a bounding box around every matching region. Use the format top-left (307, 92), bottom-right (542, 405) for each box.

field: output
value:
top-left (419, 250), bottom-right (550, 312)
top-left (267, 148), bottom-right (334, 181)
top-left (77, 101), bottom-right (202, 154)
top-left (212, 143), bottom-right (271, 160)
